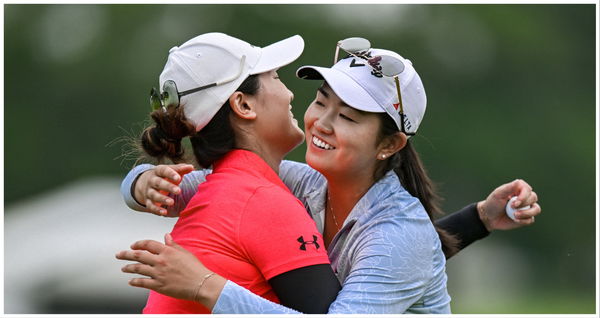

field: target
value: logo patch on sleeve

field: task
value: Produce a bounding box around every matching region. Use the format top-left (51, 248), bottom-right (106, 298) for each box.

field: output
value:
top-left (297, 235), bottom-right (320, 251)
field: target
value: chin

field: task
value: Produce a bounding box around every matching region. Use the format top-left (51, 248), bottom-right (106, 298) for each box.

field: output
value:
top-left (291, 128), bottom-right (305, 145)
top-left (281, 130), bottom-right (306, 156)
top-left (305, 151), bottom-right (328, 175)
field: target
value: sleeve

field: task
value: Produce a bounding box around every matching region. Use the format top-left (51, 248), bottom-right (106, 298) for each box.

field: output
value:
top-left (213, 219), bottom-right (450, 314)
top-left (238, 186), bottom-right (330, 281)
top-left (120, 163), bottom-right (155, 211)
top-left (435, 203), bottom-right (490, 258)
top-left (278, 160), bottom-right (325, 200)
top-left (120, 164), bottom-right (212, 216)
top-left (268, 264), bottom-right (341, 313)
top-left (214, 280), bottom-right (300, 314)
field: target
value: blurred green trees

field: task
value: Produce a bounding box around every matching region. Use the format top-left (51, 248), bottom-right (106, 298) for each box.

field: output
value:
top-left (4, 4), bottom-right (596, 313)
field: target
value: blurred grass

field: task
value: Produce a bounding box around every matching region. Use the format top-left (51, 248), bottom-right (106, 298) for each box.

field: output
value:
top-left (452, 292), bottom-right (596, 314)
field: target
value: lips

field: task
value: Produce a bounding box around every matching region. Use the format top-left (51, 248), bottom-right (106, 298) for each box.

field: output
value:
top-left (311, 135), bottom-right (335, 150)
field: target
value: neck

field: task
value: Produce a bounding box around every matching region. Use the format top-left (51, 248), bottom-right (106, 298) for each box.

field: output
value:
top-left (235, 137), bottom-right (284, 174)
top-left (326, 172), bottom-right (376, 225)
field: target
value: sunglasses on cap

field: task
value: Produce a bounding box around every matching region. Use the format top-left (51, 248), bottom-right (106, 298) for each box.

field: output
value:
top-left (150, 55), bottom-right (247, 112)
top-left (334, 38), bottom-right (414, 136)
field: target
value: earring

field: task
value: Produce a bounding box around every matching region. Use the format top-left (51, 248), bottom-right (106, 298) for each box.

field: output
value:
top-left (380, 154), bottom-right (387, 159)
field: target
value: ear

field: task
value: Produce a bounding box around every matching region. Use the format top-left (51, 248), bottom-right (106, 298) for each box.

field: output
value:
top-left (229, 91), bottom-right (257, 120)
top-left (377, 132), bottom-right (407, 160)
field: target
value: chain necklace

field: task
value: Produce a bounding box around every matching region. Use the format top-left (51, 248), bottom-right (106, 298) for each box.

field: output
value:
top-left (327, 192), bottom-right (342, 231)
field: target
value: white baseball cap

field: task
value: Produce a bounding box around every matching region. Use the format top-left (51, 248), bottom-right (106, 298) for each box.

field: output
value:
top-left (159, 32), bottom-right (305, 132)
top-left (296, 48), bottom-right (426, 137)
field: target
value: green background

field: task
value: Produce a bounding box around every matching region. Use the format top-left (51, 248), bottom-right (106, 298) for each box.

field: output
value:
top-left (3, 4), bottom-right (597, 314)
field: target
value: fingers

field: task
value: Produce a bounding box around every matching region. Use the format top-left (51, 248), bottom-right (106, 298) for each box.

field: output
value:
top-left (150, 177), bottom-right (180, 199)
top-left (116, 249), bottom-right (160, 266)
top-left (128, 277), bottom-right (163, 291)
top-left (130, 239), bottom-right (168, 255)
top-left (155, 165), bottom-right (183, 184)
top-left (121, 262), bottom-right (156, 278)
top-left (164, 233), bottom-right (188, 253)
top-left (509, 179), bottom-right (533, 207)
top-left (146, 187), bottom-right (174, 206)
top-left (520, 191), bottom-right (538, 208)
top-left (172, 164), bottom-right (195, 177)
top-left (146, 198), bottom-right (168, 216)
top-left (164, 233), bottom-right (174, 246)
top-left (513, 213), bottom-right (536, 225)
top-left (514, 202), bottom-right (541, 220)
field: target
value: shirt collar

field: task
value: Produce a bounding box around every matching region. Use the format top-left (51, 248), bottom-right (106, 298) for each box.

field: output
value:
top-left (213, 149), bottom-right (288, 191)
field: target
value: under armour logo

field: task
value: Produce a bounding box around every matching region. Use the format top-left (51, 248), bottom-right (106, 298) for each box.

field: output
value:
top-left (297, 235), bottom-right (320, 251)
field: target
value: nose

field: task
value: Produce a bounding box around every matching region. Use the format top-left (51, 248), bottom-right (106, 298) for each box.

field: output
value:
top-left (288, 89), bottom-right (294, 103)
top-left (314, 112), bottom-right (333, 135)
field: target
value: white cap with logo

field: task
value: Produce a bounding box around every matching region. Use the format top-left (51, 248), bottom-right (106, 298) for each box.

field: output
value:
top-left (296, 48), bottom-right (426, 137)
top-left (159, 32), bottom-right (305, 132)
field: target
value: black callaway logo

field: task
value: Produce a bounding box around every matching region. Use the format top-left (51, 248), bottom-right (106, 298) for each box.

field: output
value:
top-left (349, 59), bottom-right (365, 68)
top-left (344, 50), bottom-right (383, 78)
top-left (297, 235), bottom-right (320, 251)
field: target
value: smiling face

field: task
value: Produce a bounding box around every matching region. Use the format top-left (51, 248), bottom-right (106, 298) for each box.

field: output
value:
top-left (253, 70), bottom-right (305, 156)
top-left (304, 83), bottom-right (386, 182)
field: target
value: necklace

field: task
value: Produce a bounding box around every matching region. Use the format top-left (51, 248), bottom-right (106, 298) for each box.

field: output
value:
top-left (327, 193), bottom-right (342, 231)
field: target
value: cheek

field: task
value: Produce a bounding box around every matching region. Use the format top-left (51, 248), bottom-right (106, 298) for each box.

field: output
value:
top-left (303, 106), bottom-right (316, 130)
top-left (339, 128), bottom-right (379, 157)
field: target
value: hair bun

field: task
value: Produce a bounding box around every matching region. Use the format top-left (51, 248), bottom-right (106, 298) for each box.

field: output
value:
top-left (140, 108), bottom-right (195, 163)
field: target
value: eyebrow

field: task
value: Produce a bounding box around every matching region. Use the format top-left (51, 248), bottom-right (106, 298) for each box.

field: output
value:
top-left (317, 86), bottom-right (329, 98)
top-left (317, 85), bottom-right (358, 111)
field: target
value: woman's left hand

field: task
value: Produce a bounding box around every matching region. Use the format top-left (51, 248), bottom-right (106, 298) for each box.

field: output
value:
top-left (477, 179), bottom-right (541, 232)
top-left (115, 234), bottom-right (225, 309)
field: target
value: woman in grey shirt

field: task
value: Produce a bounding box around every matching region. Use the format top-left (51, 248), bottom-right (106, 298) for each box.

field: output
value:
top-left (117, 40), bottom-right (540, 314)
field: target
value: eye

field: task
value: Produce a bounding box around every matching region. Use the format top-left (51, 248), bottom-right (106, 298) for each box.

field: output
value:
top-left (315, 100), bottom-right (325, 107)
top-left (339, 113), bottom-right (356, 122)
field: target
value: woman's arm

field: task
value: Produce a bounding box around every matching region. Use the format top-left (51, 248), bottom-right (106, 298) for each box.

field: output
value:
top-left (434, 179), bottom-right (541, 259)
top-left (268, 265), bottom-right (341, 313)
top-left (435, 203), bottom-right (489, 256)
top-left (118, 217), bottom-right (446, 314)
top-left (117, 234), bottom-right (341, 314)
top-left (123, 165), bottom-right (540, 253)
top-left (120, 164), bottom-right (205, 216)
top-left (120, 161), bottom-right (319, 217)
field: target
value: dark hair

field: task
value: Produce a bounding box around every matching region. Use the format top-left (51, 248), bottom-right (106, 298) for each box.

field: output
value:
top-left (374, 114), bottom-right (460, 257)
top-left (140, 74), bottom-right (261, 167)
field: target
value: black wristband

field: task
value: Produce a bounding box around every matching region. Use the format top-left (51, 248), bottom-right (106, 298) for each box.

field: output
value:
top-left (436, 202), bottom-right (490, 252)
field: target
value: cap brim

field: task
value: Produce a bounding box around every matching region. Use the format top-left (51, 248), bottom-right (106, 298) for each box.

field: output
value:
top-left (296, 65), bottom-right (383, 113)
top-left (251, 35), bottom-right (304, 75)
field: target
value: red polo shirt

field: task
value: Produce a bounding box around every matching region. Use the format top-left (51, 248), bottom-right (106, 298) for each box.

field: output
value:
top-left (143, 150), bottom-right (329, 314)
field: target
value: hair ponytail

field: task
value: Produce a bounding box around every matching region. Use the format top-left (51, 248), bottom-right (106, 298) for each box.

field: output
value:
top-left (376, 115), bottom-right (460, 257)
top-left (140, 106), bottom-right (196, 164)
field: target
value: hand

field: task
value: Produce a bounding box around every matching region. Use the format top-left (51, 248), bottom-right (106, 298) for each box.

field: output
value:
top-left (115, 234), bottom-right (225, 309)
top-left (134, 164), bottom-right (194, 216)
top-left (477, 179), bottom-right (541, 232)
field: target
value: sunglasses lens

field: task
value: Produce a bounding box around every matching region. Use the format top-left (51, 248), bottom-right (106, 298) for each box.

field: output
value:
top-left (378, 55), bottom-right (405, 77)
top-left (162, 80), bottom-right (180, 109)
top-left (150, 87), bottom-right (162, 111)
top-left (338, 37), bottom-right (371, 53)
